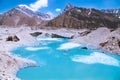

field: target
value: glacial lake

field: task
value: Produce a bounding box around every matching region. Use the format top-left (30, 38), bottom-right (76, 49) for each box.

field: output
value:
top-left (12, 38), bottom-right (120, 80)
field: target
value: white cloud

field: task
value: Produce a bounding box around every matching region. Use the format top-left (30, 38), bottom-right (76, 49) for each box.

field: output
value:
top-left (55, 8), bottom-right (61, 12)
top-left (29, 0), bottom-right (48, 11)
top-left (18, 4), bottom-right (33, 10)
top-left (18, 0), bottom-right (48, 12)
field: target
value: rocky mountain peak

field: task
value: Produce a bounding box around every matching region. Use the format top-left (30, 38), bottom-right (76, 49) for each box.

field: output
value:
top-left (64, 3), bottom-right (74, 11)
top-left (47, 4), bottom-right (120, 29)
top-left (16, 5), bottom-right (37, 17)
top-left (17, 5), bottom-right (53, 20)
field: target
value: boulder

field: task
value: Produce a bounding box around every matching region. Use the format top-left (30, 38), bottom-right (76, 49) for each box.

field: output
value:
top-left (51, 33), bottom-right (73, 39)
top-left (81, 47), bottom-right (88, 49)
top-left (30, 32), bottom-right (42, 37)
top-left (78, 30), bottom-right (91, 36)
top-left (6, 35), bottom-right (20, 42)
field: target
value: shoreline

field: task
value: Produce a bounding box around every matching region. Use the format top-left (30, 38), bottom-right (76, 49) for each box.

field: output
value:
top-left (0, 27), bottom-right (38, 80)
top-left (0, 51), bottom-right (37, 80)
top-left (0, 26), bottom-right (120, 80)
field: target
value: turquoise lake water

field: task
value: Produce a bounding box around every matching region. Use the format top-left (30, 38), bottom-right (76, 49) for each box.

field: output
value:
top-left (12, 38), bottom-right (120, 80)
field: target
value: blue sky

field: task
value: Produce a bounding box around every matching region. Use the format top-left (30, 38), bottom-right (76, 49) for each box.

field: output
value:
top-left (0, 0), bottom-right (120, 16)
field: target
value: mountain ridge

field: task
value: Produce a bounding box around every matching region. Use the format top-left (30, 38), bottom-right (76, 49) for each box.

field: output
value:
top-left (47, 4), bottom-right (120, 29)
top-left (101, 9), bottom-right (120, 18)
top-left (0, 5), bottom-right (53, 26)
top-left (0, 4), bottom-right (120, 28)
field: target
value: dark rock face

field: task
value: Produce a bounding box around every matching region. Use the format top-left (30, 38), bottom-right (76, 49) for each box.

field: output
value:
top-left (6, 35), bottom-right (20, 42)
top-left (78, 30), bottom-right (91, 36)
top-left (81, 47), bottom-right (88, 49)
top-left (30, 32), bottom-right (42, 37)
top-left (118, 41), bottom-right (120, 48)
top-left (99, 42), bottom-right (108, 47)
top-left (51, 34), bottom-right (73, 39)
top-left (47, 4), bottom-right (120, 29)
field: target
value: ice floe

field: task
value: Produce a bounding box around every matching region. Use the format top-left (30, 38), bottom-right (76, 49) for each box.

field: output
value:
top-left (71, 52), bottom-right (120, 67)
top-left (57, 42), bottom-right (81, 50)
top-left (37, 38), bottom-right (62, 41)
top-left (25, 47), bottom-right (49, 51)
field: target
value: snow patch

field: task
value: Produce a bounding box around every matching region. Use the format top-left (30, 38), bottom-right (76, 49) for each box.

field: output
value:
top-left (25, 47), bottom-right (49, 51)
top-left (41, 12), bottom-right (55, 20)
top-left (77, 10), bottom-right (81, 13)
top-left (18, 4), bottom-right (33, 11)
top-left (16, 8), bottom-right (32, 17)
top-left (37, 38), bottom-right (61, 41)
top-left (71, 52), bottom-right (120, 67)
top-left (57, 42), bottom-right (81, 50)
top-left (116, 10), bottom-right (119, 13)
top-left (88, 8), bottom-right (92, 15)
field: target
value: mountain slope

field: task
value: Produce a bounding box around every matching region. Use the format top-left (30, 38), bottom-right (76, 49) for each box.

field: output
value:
top-left (17, 5), bottom-right (53, 20)
top-left (47, 4), bottom-right (120, 29)
top-left (101, 9), bottom-right (120, 18)
top-left (0, 5), bottom-right (52, 26)
top-left (0, 9), bottom-right (41, 26)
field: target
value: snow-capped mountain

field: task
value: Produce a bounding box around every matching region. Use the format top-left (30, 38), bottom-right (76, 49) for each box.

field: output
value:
top-left (17, 5), bottom-right (54, 20)
top-left (0, 3), bottom-right (120, 28)
top-left (101, 9), bottom-right (120, 18)
top-left (0, 5), bottom-right (54, 26)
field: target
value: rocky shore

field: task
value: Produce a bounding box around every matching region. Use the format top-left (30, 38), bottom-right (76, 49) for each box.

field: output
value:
top-left (72, 27), bottom-right (120, 55)
top-left (0, 52), bottom-right (36, 80)
top-left (0, 27), bottom-right (37, 80)
top-left (0, 26), bottom-right (120, 80)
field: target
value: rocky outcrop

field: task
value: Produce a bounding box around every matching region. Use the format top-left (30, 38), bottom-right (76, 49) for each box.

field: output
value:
top-left (6, 35), bottom-right (20, 42)
top-left (81, 47), bottom-right (88, 49)
top-left (47, 4), bottom-right (120, 29)
top-left (99, 37), bottom-right (120, 55)
top-left (78, 30), bottom-right (91, 36)
top-left (51, 33), bottom-right (73, 39)
top-left (0, 52), bottom-right (36, 80)
top-left (30, 32), bottom-right (42, 37)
